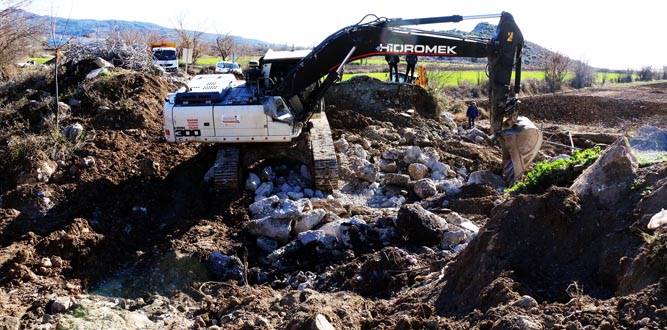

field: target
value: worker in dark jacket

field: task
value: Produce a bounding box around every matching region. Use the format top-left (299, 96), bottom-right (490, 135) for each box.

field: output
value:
top-left (466, 101), bottom-right (479, 128)
top-left (385, 55), bottom-right (400, 82)
top-left (405, 55), bottom-right (418, 83)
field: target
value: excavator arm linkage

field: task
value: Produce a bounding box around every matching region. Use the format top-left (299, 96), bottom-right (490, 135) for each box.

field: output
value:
top-left (273, 12), bottom-right (541, 183)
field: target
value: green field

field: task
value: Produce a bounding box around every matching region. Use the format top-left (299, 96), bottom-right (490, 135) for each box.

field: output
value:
top-left (342, 70), bottom-right (630, 87)
top-left (28, 57), bottom-right (53, 64)
top-left (195, 55), bottom-right (260, 67)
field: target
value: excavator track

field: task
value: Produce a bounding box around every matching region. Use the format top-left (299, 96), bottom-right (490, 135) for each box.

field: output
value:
top-left (308, 112), bottom-right (339, 191)
top-left (213, 145), bottom-right (240, 192)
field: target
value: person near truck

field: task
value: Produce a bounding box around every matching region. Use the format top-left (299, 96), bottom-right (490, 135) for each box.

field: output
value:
top-left (466, 101), bottom-right (479, 128)
top-left (385, 55), bottom-right (400, 82)
top-left (405, 54), bottom-right (418, 83)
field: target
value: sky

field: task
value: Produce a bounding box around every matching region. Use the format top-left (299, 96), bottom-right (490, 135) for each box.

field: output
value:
top-left (25, 0), bottom-right (666, 70)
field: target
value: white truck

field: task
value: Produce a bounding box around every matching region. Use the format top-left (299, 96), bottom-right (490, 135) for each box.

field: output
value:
top-left (151, 42), bottom-right (178, 72)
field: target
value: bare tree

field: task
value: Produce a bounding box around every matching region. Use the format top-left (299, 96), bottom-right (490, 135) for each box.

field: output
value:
top-left (0, 0), bottom-right (42, 79)
top-left (105, 24), bottom-right (165, 46)
top-left (543, 52), bottom-right (570, 92)
top-left (173, 14), bottom-right (206, 63)
top-left (571, 60), bottom-right (595, 89)
top-left (663, 66), bottom-right (667, 80)
top-left (212, 32), bottom-right (235, 61)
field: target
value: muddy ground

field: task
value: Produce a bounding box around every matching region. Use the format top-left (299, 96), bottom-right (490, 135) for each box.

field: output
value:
top-left (0, 66), bottom-right (665, 329)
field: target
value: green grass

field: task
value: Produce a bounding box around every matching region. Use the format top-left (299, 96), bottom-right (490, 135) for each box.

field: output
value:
top-left (195, 55), bottom-right (260, 67)
top-left (506, 146), bottom-right (602, 194)
top-left (28, 57), bottom-right (52, 64)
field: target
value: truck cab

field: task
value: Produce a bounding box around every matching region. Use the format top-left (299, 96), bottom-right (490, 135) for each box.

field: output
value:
top-left (152, 46), bottom-right (178, 72)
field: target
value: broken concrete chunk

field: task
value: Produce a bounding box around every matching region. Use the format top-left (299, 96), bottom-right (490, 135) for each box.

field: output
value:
top-left (255, 182), bottom-right (274, 198)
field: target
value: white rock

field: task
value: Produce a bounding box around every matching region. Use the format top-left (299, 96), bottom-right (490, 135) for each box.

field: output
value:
top-left (245, 173), bottom-right (261, 191)
top-left (86, 67), bottom-right (108, 80)
top-left (441, 229), bottom-right (468, 247)
top-left (293, 209), bottom-right (327, 234)
top-left (648, 209), bottom-right (667, 230)
top-left (249, 195), bottom-right (280, 218)
top-left (246, 217), bottom-right (293, 242)
top-left (431, 171), bottom-right (446, 181)
top-left (404, 146), bottom-right (425, 163)
top-left (439, 178), bottom-right (463, 195)
top-left (312, 314), bottom-right (335, 330)
top-left (36, 160), bottom-right (57, 183)
top-left (62, 123), bottom-right (84, 141)
top-left (349, 144), bottom-right (368, 160)
top-left (430, 161), bottom-right (450, 174)
top-left (94, 57), bottom-right (114, 68)
top-left (334, 138), bottom-right (349, 153)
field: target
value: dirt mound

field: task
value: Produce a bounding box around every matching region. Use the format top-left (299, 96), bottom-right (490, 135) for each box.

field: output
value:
top-left (77, 71), bottom-right (173, 130)
top-left (517, 94), bottom-right (667, 128)
top-left (433, 169), bottom-right (662, 317)
top-left (325, 76), bottom-right (441, 124)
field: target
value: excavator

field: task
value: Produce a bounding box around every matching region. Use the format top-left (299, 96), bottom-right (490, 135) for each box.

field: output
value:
top-left (163, 12), bottom-right (542, 191)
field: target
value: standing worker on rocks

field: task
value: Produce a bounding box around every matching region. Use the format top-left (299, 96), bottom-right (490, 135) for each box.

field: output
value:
top-left (405, 54), bottom-right (418, 83)
top-left (466, 101), bottom-right (480, 128)
top-left (385, 55), bottom-right (400, 82)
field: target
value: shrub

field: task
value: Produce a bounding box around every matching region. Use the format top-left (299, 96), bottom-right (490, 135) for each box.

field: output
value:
top-left (638, 66), bottom-right (656, 81)
top-left (506, 146), bottom-right (602, 194)
top-left (544, 52), bottom-right (570, 92)
top-left (571, 60), bottom-right (595, 89)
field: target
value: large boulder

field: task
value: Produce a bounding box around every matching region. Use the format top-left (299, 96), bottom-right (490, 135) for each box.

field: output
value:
top-left (570, 137), bottom-right (638, 205)
top-left (383, 173), bottom-right (411, 188)
top-left (396, 204), bottom-right (448, 245)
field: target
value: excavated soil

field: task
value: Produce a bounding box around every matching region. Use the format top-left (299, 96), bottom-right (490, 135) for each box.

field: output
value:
top-left (0, 71), bottom-right (665, 329)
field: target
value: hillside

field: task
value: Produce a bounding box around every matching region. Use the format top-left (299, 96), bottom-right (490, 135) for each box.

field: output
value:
top-left (20, 10), bottom-right (279, 48)
top-left (440, 22), bottom-right (555, 68)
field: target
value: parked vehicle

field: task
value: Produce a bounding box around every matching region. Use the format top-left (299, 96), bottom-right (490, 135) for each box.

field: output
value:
top-left (215, 61), bottom-right (242, 74)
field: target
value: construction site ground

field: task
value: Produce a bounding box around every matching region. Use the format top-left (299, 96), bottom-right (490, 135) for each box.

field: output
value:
top-left (0, 66), bottom-right (665, 329)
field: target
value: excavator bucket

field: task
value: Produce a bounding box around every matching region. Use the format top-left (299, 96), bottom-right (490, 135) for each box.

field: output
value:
top-left (498, 116), bottom-right (543, 184)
